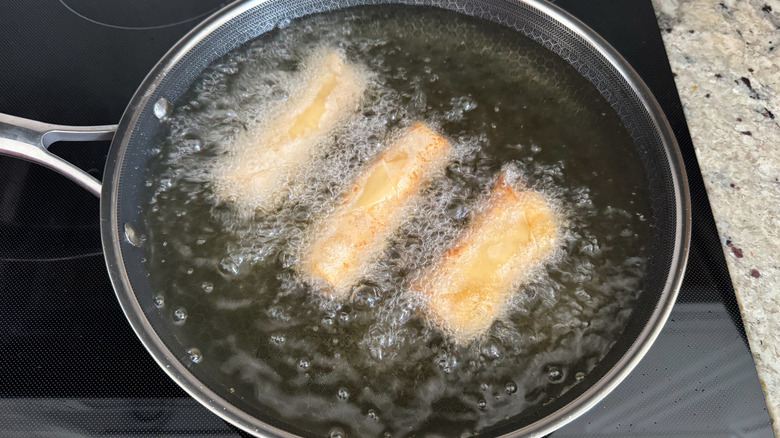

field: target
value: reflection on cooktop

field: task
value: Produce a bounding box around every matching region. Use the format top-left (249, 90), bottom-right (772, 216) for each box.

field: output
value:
top-left (0, 397), bottom-right (234, 436)
top-left (0, 141), bottom-right (106, 260)
top-left (558, 302), bottom-right (772, 437)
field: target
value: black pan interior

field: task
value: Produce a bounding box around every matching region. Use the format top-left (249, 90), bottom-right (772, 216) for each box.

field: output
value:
top-left (109, 0), bottom-right (680, 435)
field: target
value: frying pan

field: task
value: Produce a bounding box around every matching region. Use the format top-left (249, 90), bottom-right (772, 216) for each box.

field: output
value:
top-left (0, 0), bottom-right (690, 436)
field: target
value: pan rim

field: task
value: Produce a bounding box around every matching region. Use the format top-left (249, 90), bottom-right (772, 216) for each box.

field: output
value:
top-left (100, 0), bottom-right (691, 436)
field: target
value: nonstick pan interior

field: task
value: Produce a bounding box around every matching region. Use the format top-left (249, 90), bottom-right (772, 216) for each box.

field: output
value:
top-left (100, 0), bottom-right (689, 436)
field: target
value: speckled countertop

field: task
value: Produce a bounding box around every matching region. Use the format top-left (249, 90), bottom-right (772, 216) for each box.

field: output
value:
top-left (651, 0), bottom-right (780, 432)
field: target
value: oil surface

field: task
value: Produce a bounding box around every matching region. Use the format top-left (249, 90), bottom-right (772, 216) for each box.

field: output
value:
top-left (141, 6), bottom-right (652, 437)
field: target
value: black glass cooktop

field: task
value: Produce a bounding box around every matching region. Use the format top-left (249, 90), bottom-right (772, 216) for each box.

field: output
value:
top-left (0, 0), bottom-right (773, 436)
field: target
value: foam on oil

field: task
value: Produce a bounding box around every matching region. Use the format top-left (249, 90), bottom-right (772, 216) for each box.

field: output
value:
top-left (210, 48), bottom-right (370, 214)
top-left (141, 6), bottom-right (652, 437)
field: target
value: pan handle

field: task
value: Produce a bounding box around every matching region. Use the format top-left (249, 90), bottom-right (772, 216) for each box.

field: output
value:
top-left (0, 113), bottom-right (117, 198)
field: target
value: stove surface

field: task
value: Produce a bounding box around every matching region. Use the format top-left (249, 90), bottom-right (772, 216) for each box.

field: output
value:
top-left (0, 0), bottom-right (773, 436)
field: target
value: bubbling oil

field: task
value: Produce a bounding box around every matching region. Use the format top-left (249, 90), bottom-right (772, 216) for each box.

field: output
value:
top-left (141, 6), bottom-right (652, 437)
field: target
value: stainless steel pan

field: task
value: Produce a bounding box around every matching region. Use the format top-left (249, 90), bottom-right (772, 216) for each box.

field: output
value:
top-left (0, 0), bottom-right (690, 436)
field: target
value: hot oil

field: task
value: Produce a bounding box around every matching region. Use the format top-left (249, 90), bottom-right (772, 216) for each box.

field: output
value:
top-left (141, 6), bottom-right (652, 437)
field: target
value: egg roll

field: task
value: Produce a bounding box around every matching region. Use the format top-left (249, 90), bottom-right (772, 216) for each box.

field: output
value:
top-left (416, 174), bottom-right (558, 342)
top-left (303, 122), bottom-right (451, 298)
top-left (214, 49), bottom-right (367, 210)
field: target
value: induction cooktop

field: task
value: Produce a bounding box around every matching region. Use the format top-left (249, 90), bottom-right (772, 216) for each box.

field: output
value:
top-left (0, 0), bottom-right (773, 437)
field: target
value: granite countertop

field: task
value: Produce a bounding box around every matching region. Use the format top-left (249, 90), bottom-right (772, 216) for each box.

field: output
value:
top-left (651, 0), bottom-right (780, 432)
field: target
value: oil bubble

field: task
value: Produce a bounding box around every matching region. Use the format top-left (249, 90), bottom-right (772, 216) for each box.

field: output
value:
top-left (187, 347), bottom-right (202, 363)
top-left (505, 381), bottom-right (517, 394)
top-left (293, 206), bottom-right (311, 222)
top-left (124, 222), bottom-right (142, 247)
top-left (352, 284), bottom-right (380, 308)
top-left (152, 293), bottom-right (165, 308)
top-left (270, 87), bottom-right (289, 101)
top-left (173, 307), bottom-right (187, 324)
top-left (480, 342), bottom-right (502, 360)
top-left (183, 139), bottom-right (201, 152)
top-left (328, 427), bottom-right (345, 438)
top-left (337, 387), bottom-right (349, 400)
top-left (279, 252), bottom-right (297, 269)
top-left (219, 257), bottom-right (241, 277)
top-left (153, 97), bottom-right (172, 120)
top-left (546, 365), bottom-right (565, 384)
top-left (201, 282), bottom-right (214, 293)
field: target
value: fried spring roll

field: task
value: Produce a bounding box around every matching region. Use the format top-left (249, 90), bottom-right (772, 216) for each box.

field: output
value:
top-left (303, 122), bottom-right (451, 298)
top-left (215, 49), bottom-right (367, 210)
top-left (417, 174), bottom-right (558, 342)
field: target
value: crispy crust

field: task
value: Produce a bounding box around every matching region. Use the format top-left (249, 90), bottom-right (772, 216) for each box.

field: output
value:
top-left (417, 174), bottom-right (558, 342)
top-left (214, 49), bottom-right (368, 211)
top-left (303, 122), bottom-right (451, 298)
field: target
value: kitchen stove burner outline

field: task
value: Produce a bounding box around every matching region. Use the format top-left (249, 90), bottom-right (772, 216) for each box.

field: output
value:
top-left (58, 0), bottom-right (222, 30)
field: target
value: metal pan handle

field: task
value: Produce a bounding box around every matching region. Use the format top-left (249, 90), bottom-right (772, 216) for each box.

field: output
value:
top-left (0, 113), bottom-right (117, 198)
